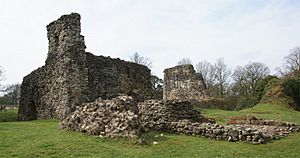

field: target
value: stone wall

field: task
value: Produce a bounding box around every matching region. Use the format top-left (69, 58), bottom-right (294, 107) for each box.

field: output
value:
top-left (138, 99), bottom-right (213, 132)
top-left (86, 53), bottom-right (153, 102)
top-left (18, 13), bottom-right (153, 121)
top-left (163, 64), bottom-right (207, 101)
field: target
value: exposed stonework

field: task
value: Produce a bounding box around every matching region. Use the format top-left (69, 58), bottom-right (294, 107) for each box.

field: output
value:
top-left (227, 115), bottom-right (297, 126)
top-left (60, 96), bottom-right (214, 138)
top-left (167, 121), bottom-right (299, 144)
top-left (60, 96), bottom-right (141, 138)
top-left (163, 64), bottom-right (207, 101)
top-left (60, 96), bottom-right (299, 144)
top-left (137, 100), bottom-right (299, 144)
top-left (18, 13), bottom-right (153, 121)
top-left (137, 99), bottom-right (214, 132)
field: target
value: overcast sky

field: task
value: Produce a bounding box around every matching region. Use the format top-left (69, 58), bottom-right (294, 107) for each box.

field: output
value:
top-left (0, 0), bottom-right (299, 85)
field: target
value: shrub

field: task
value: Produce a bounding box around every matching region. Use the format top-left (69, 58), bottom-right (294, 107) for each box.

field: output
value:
top-left (197, 97), bottom-right (235, 110)
top-left (260, 76), bottom-right (300, 110)
top-left (255, 75), bottom-right (279, 101)
top-left (235, 97), bottom-right (258, 110)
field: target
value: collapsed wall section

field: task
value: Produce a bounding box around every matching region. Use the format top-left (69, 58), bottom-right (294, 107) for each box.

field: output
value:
top-left (137, 99), bottom-right (213, 132)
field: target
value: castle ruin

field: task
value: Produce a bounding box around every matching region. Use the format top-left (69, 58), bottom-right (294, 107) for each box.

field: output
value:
top-left (17, 13), bottom-right (299, 144)
top-left (18, 13), bottom-right (153, 121)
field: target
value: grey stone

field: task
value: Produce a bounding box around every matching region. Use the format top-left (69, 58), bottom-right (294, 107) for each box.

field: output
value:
top-left (163, 65), bottom-right (207, 101)
top-left (60, 96), bottom-right (141, 138)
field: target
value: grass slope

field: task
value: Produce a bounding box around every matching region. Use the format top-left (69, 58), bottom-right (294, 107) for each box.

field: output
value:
top-left (1, 104), bottom-right (300, 158)
top-left (201, 103), bottom-right (300, 125)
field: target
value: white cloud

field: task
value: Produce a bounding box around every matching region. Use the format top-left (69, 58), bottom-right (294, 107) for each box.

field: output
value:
top-left (0, 0), bottom-right (299, 84)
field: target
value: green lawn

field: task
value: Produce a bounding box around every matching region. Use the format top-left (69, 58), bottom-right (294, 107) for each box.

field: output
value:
top-left (0, 109), bottom-right (18, 122)
top-left (0, 104), bottom-right (300, 158)
top-left (201, 103), bottom-right (300, 125)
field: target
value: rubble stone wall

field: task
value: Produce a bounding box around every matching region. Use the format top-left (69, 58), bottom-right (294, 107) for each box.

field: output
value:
top-left (60, 96), bottom-right (299, 144)
top-left (137, 99), bottom-right (213, 131)
top-left (163, 65), bottom-right (207, 101)
top-left (86, 53), bottom-right (153, 102)
top-left (18, 13), bottom-right (153, 121)
top-left (60, 96), bottom-right (141, 138)
top-left (137, 101), bottom-right (299, 144)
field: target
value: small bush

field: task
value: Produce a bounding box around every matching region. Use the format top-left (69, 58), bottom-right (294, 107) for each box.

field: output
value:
top-left (235, 97), bottom-right (258, 110)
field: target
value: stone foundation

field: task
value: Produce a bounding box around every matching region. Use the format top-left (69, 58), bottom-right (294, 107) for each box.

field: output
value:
top-left (227, 115), bottom-right (297, 126)
top-left (165, 121), bottom-right (299, 144)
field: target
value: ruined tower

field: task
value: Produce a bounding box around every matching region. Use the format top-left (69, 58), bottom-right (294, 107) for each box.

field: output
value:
top-left (18, 13), bottom-right (153, 121)
top-left (163, 64), bottom-right (207, 101)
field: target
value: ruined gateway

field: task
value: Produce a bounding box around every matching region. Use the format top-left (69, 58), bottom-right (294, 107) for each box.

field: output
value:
top-left (18, 13), bottom-right (153, 121)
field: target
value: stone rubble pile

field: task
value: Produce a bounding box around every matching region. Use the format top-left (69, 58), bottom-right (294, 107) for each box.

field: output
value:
top-left (60, 96), bottom-right (141, 138)
top-left (60, 96), bottom-right (299, 144)
top-left (137, 99), bottom-right (214, 131)
top-left (163, 121), bottom-right (299, 144)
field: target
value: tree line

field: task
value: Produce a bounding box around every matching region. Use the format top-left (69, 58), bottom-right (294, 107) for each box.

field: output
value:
top-left (0, 66), bottom-right (21, 110)
top-left (0, 47), bottom-right (299, 110)
top-left (131, 46), bottom-right (300, 109)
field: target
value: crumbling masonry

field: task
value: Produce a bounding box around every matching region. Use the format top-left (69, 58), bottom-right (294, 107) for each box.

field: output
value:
top-left (18, 13), bottom-right (153, 121)
top-left (163, 64), bottom-right (207, 101)
top-left (18, 13), bottom-right (299, 144)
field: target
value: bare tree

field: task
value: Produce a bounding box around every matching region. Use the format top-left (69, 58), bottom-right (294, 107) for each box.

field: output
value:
top-left (0, 66), bottom-right (4, 82)
top-left (0, 66), bottom-right (5, 91)
top-left (232, 62), bottom-right (270, 97)
top-left (232, 66), bottom-right (249, 97)
top-left (177, 58), bottom-right (192, 65)
top-left (245, 62), bottom-right (270, 96)
top-left (130, 52), bottom-right (152, 68)
top-left (281, 47), bottom-right (300, 76)
top-left (214, 58), bottom-right (231, 98)
top-left (3, 84), bottom-right (21, 105)
top-left (195, 60), bottom-right (216, 96)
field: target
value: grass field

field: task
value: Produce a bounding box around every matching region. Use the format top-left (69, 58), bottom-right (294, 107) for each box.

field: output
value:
top-left (201, 103), bottom-right (300, 125)
top-left (1, 104), bottom-right (300, 158)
